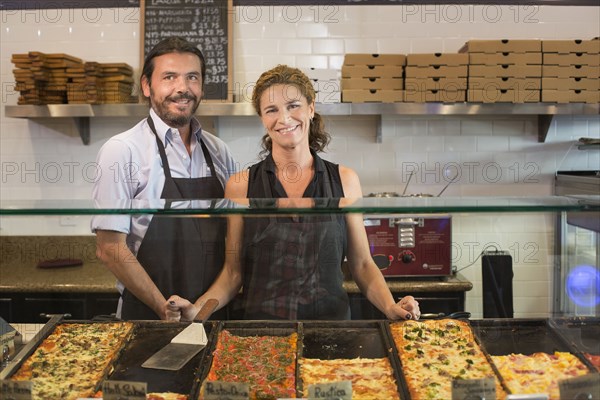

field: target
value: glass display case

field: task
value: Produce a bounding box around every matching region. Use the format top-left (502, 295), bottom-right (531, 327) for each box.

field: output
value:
top-left (1, 196), bottom-right (599, 399)
top-left (1, 195), bottom-right (598, 321)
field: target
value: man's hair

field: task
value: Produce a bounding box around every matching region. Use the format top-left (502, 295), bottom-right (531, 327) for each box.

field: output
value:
top-left (141, 37), bottom-right (206, 85)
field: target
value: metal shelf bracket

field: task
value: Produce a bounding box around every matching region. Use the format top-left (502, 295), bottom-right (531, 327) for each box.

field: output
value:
top-left (73, 117), bottom-right (90, 145)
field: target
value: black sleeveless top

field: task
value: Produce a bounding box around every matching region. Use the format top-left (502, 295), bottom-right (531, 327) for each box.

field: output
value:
top-left (241, 151), bottom-right (350, 320)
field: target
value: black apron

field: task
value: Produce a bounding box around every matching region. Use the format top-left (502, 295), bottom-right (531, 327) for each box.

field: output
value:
top-left (121, 117), bottom-right (226, 320)
top-left (241, 153), bottom-right (350, 320)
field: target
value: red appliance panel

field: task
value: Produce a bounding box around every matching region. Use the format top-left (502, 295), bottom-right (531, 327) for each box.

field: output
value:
top-left (364, 216), bottom-right (452, 277)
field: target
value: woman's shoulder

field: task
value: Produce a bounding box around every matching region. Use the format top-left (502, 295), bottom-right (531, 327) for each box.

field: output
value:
top-left (225, 170), bottom-right (250, 199)
top-left (337, 165), bottom-right (362, 197)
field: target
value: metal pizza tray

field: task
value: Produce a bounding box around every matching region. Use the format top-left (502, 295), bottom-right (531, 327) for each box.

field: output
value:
top-left (109, 320), bottom-right (216, 396)
top-left (0, 314), bottom-right (65, 380)
top-left (385, 319), bottom-right (508, 400)
top-left (549, 317), bottom-right (600, 371)
top-left (0, 317), bottom-right (213, 398)
top-left (0, 316), bottom-right (138, 397)
top-left (469, 318), bottom-right (583, 356)
top-left (197, 320), bottom-right (301, 398)
top-left (300, 320), bottom-right (408, 399)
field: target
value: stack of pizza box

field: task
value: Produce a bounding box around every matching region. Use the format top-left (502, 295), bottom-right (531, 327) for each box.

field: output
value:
top-left (12, 52), bottom-right (83, 105)
top-left (12, 52), bottom-right (137, 105)
top-left (68, 62), bottom-right (137, 104)
top-left (541, 39), bottom-right (600, 104)
top-left (404, 53), bottom-right (468, 102)
top-left (302, 68), bottom-right (341, 103)
top-left (463, 40), bottom-right (542, 103)
top-left (341, 54), bottom-right (405, 103)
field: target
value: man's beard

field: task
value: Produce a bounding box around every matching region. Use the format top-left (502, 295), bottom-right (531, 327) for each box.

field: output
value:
top-left (151, 89), bottom-right (200, 128)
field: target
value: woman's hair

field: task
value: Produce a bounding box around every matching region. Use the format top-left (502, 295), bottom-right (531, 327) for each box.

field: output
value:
top-left (252, 65), bottom-right (330, 157)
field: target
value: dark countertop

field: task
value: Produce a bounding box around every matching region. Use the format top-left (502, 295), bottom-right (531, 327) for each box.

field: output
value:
top-left (0, 236), bottom-right (472, 294)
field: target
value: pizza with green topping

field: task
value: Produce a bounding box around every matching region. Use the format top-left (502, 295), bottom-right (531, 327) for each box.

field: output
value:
top-left (390, 319), bottom-right (505, 400)
top-left (11, 322), bottom-right (134, 400)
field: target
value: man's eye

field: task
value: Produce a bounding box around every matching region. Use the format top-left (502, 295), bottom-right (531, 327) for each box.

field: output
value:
top-left (188, 75), bottom-right (199, 81)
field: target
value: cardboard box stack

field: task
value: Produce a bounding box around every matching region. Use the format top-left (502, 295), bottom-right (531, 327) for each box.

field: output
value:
top-left (404, 53), bottom-right (468, 102)
top-left (341, 54), bottom-right (405, 103)
top-left (303, 68), bottom-right (341, 103)
top-left (12, 52), bottom-right (83, 105)
top-left (68, 62), bottom-right (137, 104)
top-left (12, 52), bottom-right (137, 105)
top-left (541, 39), bottom-right (600, 104)
top-left (463, 40), bottom-right (542, 103)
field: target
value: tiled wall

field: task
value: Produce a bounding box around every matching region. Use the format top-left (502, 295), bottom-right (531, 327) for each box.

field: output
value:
top-left (1, 5), bottom-right (599, 317)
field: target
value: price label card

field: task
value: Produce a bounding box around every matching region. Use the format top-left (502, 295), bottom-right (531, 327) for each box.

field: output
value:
top-left (0, 380), bottom-right (32, 400)
top-left (102, 380), bottom-right (147, 400)
top-left (307, 380), bottom-right (352, 400)
top-left (559, 373), bottom-right (600, 400)
top-left (203, 381), bottom-right (249, 400)
top-left (452, 377), bottom-right (497, 400)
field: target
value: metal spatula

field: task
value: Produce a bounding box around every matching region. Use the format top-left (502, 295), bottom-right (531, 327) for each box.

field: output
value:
top-left (142, 299), bottom-right (218, 371)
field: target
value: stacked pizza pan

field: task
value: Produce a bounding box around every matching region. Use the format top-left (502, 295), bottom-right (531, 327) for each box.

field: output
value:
top-left (1, 317), bottom-right (598, 400)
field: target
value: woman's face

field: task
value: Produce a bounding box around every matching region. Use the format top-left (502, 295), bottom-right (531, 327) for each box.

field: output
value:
top-left (259, 84), bottom-right (315, 151)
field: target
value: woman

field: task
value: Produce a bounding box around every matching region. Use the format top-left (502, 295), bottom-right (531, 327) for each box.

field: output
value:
top-left (169, 65), bottom-right (420, 321)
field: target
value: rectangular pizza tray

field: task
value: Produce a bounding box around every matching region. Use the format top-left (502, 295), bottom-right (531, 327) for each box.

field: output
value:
top-left (197, 320), bottom-right (301, 398)
top-left (0, 317), bottom-right (213, 399)
top-left (300, 320), bottom-right (408, 399)
top-left (549, 317), bottom-right (600, 371)
top-left (469, 318), bottom-right (583, 356)
top-left (109, 320), bottom-right (215, 396)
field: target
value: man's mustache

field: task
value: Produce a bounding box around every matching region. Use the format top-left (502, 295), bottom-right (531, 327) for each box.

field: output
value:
top-left (168, 93), bottom-right (197, 102)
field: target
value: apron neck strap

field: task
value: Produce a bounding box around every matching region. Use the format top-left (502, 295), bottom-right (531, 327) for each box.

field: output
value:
top-left (147, 116), bottom-right (172, 180)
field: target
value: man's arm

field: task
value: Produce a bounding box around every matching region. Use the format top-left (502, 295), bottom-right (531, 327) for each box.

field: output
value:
top-left (95, 230), bottom-right (169, 320)
top-left (167, 170), bottom-right (248, 320)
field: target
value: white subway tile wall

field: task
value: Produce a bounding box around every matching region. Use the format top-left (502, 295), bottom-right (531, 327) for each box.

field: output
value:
top-left (1, 5), bottom-right (599, 317)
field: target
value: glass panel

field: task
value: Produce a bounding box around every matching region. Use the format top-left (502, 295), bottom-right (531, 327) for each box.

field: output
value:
top-left (0, 195), bottom-right (598, 215)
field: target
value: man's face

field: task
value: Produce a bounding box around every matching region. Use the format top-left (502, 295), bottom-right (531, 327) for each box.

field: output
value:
top-left (141, 52), bottom-right (203, 128)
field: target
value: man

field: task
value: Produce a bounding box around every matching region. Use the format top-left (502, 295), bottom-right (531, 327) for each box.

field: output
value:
top-left (91, 37), bottom-right (237, 320)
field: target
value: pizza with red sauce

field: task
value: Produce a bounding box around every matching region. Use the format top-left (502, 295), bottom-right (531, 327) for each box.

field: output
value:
top-left (202, 330), bottom-right (297, 399)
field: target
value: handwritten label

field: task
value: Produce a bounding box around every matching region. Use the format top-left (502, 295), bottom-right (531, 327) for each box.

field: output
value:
top-left (102, 380), bottom-right (147, 400)
top-left (559, 373), bottom-right (600, 400)
top-left (0, 380), bottom-right (33, 400)
top-left (308, 381), bottom-right (352, 400)
top-left (203, 381), bottom-right (249, 400)
top-left (142, 0), bottom-right (231, 101)
top-left (452, 378), bottom-right (497, 400)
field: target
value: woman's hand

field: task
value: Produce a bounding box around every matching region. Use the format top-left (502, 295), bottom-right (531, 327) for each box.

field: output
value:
top-left (165, 295), bottom-right (200, 322)
top-left (387, 296), bottom-right (420, 320)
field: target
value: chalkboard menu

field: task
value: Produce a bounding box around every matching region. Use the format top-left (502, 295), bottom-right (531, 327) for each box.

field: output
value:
top-left (141, 0), bottom-right (232, 102)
